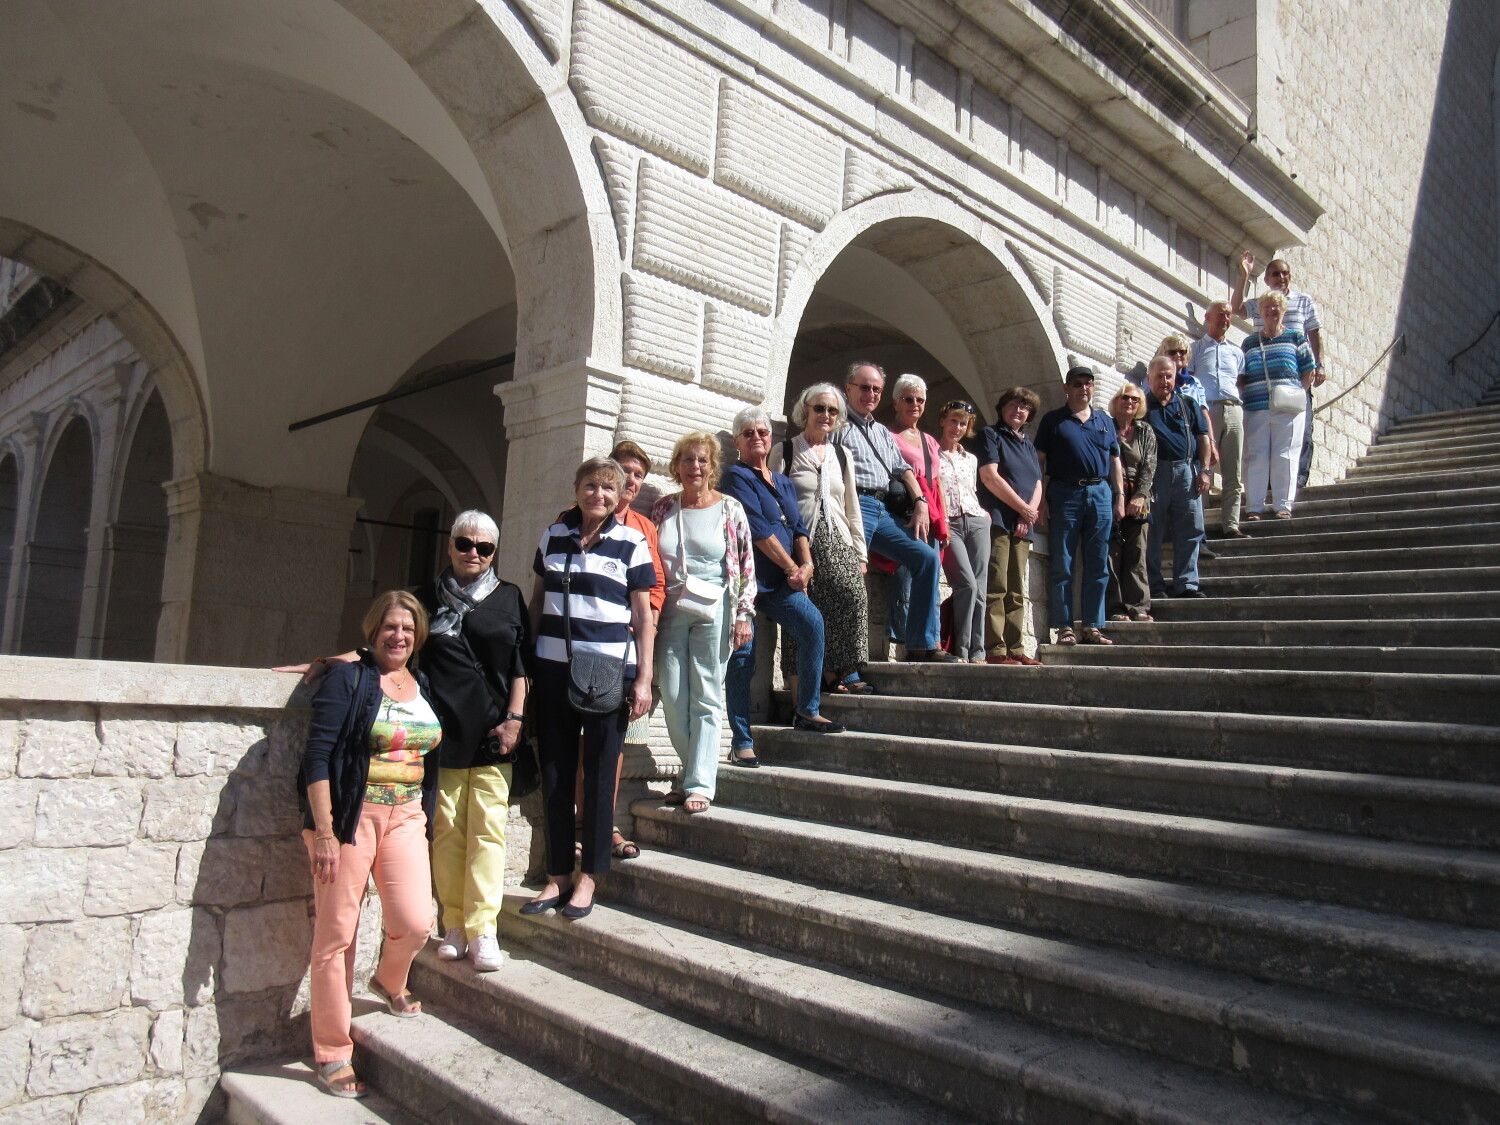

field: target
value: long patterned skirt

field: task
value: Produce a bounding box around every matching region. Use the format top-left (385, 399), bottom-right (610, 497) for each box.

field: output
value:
top-left (782, 518), bottom-right (869, 681)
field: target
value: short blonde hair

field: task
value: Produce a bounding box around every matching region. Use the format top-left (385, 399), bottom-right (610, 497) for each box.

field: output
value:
top-left (1156, 333), bottom-right (1191, 358)
top-left (1257, 290), bottom-right (1288, 315)
top-left (574, 456), bottom-right (625, 490)
top-left (1111, 383), bottom-right (1148, 422)
top-left (668, 431), bottom-right (722, 488)
top-left (362, 590), bottom-right (429, 655)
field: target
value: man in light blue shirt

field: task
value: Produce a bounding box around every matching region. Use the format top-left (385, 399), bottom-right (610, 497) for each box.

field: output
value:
top-left (1188, 300), bottom-right (1248, 537)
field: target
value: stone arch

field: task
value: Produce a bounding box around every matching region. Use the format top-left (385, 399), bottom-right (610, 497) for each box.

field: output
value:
top-left (20, 415), bottom-right (95, 656)
top-left (769, 191), bottom-right (1064, 422)
top-left (101, 388), bottom-right (172, 661)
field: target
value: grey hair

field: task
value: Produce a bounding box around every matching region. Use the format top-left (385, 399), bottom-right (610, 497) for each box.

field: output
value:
top-left (450, 509), bottom-right (499, 542)
top-left (790, 383), bottom-right (847, 430)
top-left (574, 456), bottom-right (625, 490)
top-left (731, 405), bottom-right (772, 437)
top-left (891, 373), bottom-right (927, 402)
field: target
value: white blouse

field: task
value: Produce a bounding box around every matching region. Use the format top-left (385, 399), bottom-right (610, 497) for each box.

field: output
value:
top-left (769, 434), bottom-right (867, 562)
top-left (938, 448), bottom-right (985, 520)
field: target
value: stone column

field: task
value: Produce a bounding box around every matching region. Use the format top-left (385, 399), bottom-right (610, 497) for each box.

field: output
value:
top-left (75, 364), bottom-right (133, 657)
top-left (156, 473), bottom-right (361, 667)
top-left (0, 412), bottom-right (44, 652)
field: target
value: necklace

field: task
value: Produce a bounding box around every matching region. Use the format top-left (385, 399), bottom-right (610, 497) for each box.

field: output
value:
top-left (385, 666), bottom-right (411, 692)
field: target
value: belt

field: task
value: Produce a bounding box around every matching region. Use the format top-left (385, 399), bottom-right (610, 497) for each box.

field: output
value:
top-left (856, 486), bottom-right (890, 500)
top-left (1053, 477), bottom-right (1105, 487)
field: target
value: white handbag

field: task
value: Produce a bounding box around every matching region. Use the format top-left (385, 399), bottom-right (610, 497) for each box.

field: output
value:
top-left (669, 502), bottom-right (725, 623)
top-left (1255, 335), bottom-right (1309, 415)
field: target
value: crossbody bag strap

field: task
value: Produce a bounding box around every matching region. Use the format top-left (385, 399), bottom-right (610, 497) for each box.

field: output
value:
top-left (561, 545), bottom-right (577, 660)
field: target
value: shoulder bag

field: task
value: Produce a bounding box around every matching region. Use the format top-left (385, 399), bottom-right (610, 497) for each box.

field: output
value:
top-left (562, 546), bottom-right (626, 715)
top-left (1255, 335), bottom-right (1307, 416)
top-left (669, 500), bottom-right (725, 623)
top-left (848, 424), bottom-right (914, 520)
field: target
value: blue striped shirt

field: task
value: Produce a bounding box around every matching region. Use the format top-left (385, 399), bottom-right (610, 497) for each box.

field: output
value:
top-left (533, 510), bottom-right (657, 676)
top-left (1241, 330), bottom-right (1316, 413)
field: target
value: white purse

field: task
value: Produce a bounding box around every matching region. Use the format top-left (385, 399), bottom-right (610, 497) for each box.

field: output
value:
top-left (1255, 335), bottom-right (1309, 415)
top-left (669, 502), bottom-right (725, 623)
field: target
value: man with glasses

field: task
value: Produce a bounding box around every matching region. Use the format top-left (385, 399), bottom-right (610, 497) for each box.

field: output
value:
top-left (832, 361), bottom-right (959, 662)
top-left (1189, 301), bottom-right (1248, 537)
top-left (1232, 253), bottom-right (1326, 488)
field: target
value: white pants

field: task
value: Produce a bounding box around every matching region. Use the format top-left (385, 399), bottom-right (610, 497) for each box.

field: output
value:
top-left (1242, 407), bottom-right (1306, 514)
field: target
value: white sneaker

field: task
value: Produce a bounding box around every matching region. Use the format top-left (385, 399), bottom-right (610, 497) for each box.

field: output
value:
top-left (469, 933), bottom-right (505, 972)
top-left (436, 927), bottom-right (467, 961)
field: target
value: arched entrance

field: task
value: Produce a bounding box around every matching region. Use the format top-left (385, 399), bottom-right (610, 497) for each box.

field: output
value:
top-left (101, 390), bottom-right (171, 661)
top-left (20, 417), bottom-right (93, 656)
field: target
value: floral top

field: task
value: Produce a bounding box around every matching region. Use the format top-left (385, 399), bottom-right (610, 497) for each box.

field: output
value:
top-left (365, 692), bottom-right (442, 805)
top-left (650, 492), bottom-right (756, 623)
top-left (937, 448), bottom-right (985, 520)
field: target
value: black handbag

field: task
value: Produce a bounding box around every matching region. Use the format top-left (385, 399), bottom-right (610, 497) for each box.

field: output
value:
top-left (562, 547), bottom-right (626, 715)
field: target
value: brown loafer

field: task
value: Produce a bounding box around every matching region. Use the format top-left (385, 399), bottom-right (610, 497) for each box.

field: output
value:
top-left (1012, 654), bottom-right (1043, 666)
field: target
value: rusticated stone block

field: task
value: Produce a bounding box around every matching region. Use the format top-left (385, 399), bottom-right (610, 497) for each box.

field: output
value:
top-left (259, 837), bottom-right (313, 903)
top-left (149, 1009), bottom-right (183, 1075)
top-left (139, 777), bottom-right (230, 842)
top-left (184, 994), bottom-right (299, 1076)
top-left (27, 1009), bottom-right (149, 1097)
top-left (131, 908), bottom-right (218, 1010)
top-left (173, 722), bottom-right (266, 778)
top-left (715, 83), bottom-right (841, 229)
top-left (634, 161), bottom-right (779, 314)
top-left (842, 146), bottom-right (913, 209)
top-left (0, 927), bottom-right (22, 1029)
top-left (21, 918), bottom-right (131, 1019)
top-left (0, 719), bottom-right (20, 778)
top-left (701, 303), bottom-right (771, 402)
top-left (778, 222), bottom-right (815, 312)
top-left (83, 844), bottom-right (177, 917)
top-left (593, 137), bottom-right (637, 258)
top-left (17, 713), bottom-right (100, 779)
top-left (622, 273), bottom-right (701, 382)
top-left (0, 782), bottom-right (35, 849)
top-left (230, 777), bottom-right (302, 838)
top-left (76, 1078), bottom-right (186, 1125)
top-left (94, 719), bottom-right (176, 779)
top-left (34, 781), bottom-right (143, 848)
top-left (0, 849), bottom-right (86, 923)
top-left (1053, 269), bottom-right (1118, 364)
top-left (221, 901), bottom-right (311, 994)
top-left (174, 840), bottom-right (261, 908)
top-left (0, 1023), bottom-right (26, 1107)
top-left (572, 0), bottom-right (716, 174)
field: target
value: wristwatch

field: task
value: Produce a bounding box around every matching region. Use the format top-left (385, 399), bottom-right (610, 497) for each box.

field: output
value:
top-left (504, 711), bottom-right (525, 724)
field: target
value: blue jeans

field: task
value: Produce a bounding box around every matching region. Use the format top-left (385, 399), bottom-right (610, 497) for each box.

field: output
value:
top-left (1297, 390), bottom-right (1314, 488)
top-left (857, 495), bottom-right (941, 650)
top-left (1147, 461), bottom-right (1205, 595)
top-left (1047, 480), bottom-right (1112, 631)
top-left (725, 585), bottom-right (824, 750)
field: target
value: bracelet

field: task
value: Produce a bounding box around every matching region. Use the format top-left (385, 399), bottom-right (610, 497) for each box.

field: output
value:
top-left (315, 832), bottom-right (336, 843)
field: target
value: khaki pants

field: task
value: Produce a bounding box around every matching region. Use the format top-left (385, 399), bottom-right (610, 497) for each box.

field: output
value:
top-left (1210, 401), bottom-right (1244, 532)
top-left (985, 530), bottom-right (1031, 657)
top-left (433, 764), bottom-right (511, 939)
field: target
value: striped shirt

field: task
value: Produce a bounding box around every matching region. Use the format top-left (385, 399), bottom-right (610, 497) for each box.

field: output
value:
top-left (532, 510), bottom-right (657, 676)
top-left (1246, 289), bottom-right (1322, 338)
top-left (833, 412), bottom-right (911, 492)
top-left (1241, 330), bottom-right (1316, 413)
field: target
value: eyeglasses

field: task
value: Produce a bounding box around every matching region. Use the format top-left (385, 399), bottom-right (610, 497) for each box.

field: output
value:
top-left (943, 401), bottom-right (976, 414)
top-left (899, 395), bottom-right (925, 405)
top-left (1117, 395), bottom-right (1143, 403)
top-left (810, 404), bottom-right (840, 416)
top-left (849, 383), bottom-right (882, 394)
top-left (453, 536), bottom-right (496, 558)
top-left (1267, 268), bottom-right (1290, 278)
top-left (739, 427), bottom-right (772, 440)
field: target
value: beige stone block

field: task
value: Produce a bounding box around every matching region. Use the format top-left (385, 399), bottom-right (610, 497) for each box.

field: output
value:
top-left (131, 909), bottom-right (218, 1010)
top-left (0, 1094), bottom-right (78, 1124)
top-left (0, 720), bottom-right (20, 778)
top-left (148, 1010), bottom-right (185, 1076)
top-left (76, 1078), bottom-right (186, 1125)
top-left (84, 845), bottom-right (177, 917)
top-left (259, 837), bottom-right (313, 903)
top-left (173, 721), bottom-right (266, 778)
top-left (139, 777), bottom-right (230, 842)
top-left (0, 928), bottom-right (22, 1029)
top-left (230, 777), bottom-right (303, 838)
top-left (181, 1005), bottom-right (218, 1078)
top-left (0, 850), bottom-right (86, 923)
top-left (93, 719), bottom-right (176, 779)
top-left (34, 781), bottom-right (143, 848)
top-left (21, 918), bottom-right (131, 1019)
top-left (184, 995), bottom-right (298, 1075)
top-left (0, 1023), bottom-right (29, 1108)
top-left (221, 901), bottom-right (311, 994)
top-left (27, 1009), bottom-right (148, 1097)
top-left (17, 714), bottom-right (100, 778)
top-left (0, 783), bottom-right (35, 849)
top-left (174, 840), bottom-right (261, 908)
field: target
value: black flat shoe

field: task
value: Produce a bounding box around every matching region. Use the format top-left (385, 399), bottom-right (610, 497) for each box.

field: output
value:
top-left (559, 900), bottom-right (594, 920)
top-left (729, 747), bottom-right (760, 767)
top-left (904, 648), bottom-right (962, 663)
top-left (519, 886), bottom-right (570, 915)
top-left (793, 713), bottom-right (846, 734)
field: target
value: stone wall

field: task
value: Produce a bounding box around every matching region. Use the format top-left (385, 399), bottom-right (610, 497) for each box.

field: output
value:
top-left (0, 658), bottom-right (320, 1124)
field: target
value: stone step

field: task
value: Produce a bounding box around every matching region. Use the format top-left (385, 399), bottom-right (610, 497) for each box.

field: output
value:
top-left (1202, 484), bottom-right (1500, 524)
top-left (1377, 422), bottom-right (1500, 451)
top-left (1296, 465), bottom-right (1500, 499)
top-left (1368, 431), bottom-right (1500, 458)
top-left (1203, 502), bottom-right (1500, 538)
top-left (1350, 450), bottom-right (1500, 476)
top-left (749, 725), bottom-right (1500, 847)
top-left (1205, 520), bottom-right (1500, 554)
top-left (501, 893), bottom-right (1364, 1123)
top-left (1197, 564), bottom-right (1500, 598)
top-left (348, 1004), bottom-right (643, 1124)
top-left (607, 850), bottom-right (1500, 1121)
top-left (1144, 588), bottom-right (1500, 621)
top-left (630, 804), bottom-right (1500, 1026)
top-left (1387, 403), bottom-right (1500, 433)
top-left (407, 945), bottom-right (953, 1124)
top-left (222, 1062), bottom-right (416, 1125)
top-left (812, 693), bottom-right (1500, 782)
top-left (710, 766), bottom-right (1500, 927)
top-left (1091, 617), bottom-right (1499, 649)
top-left (856, 662), bottom-right (1500, 725)
top-left (1040, 642), bottom-right (1500, 675)
top-left (1199, 542), bottom-right (1500, 575)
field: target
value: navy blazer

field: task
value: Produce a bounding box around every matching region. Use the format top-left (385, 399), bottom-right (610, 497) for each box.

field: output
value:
top-left (297, 652), bottom-right (443, 844)
top-left (721, 462), bottom-right (811, 594)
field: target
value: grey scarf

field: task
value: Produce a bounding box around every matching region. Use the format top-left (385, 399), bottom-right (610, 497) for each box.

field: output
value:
top-left (430, 566), bottom-right (499, 638)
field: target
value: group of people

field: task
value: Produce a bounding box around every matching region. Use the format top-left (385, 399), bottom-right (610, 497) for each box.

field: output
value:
top-left (288, 256), bottom-right (1325, 1098)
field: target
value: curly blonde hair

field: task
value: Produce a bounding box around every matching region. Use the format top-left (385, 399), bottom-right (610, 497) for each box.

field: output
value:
top-left (668, 431), bottom-right (722, 488)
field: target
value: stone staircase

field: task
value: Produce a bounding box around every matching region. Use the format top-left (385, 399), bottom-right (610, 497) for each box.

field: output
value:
top-left (225, 401), bottom-right (1500, 1123)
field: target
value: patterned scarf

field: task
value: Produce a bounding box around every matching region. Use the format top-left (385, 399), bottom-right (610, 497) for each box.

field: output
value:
top-left (430, 566), bottom-right (499, 638)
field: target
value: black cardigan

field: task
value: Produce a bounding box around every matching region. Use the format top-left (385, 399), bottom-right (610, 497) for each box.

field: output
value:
top-left (297, 652), bottom-right (442, 843)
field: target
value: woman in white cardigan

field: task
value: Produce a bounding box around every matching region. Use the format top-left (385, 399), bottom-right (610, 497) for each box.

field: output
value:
top-left (769, 382), bottom-right (874, 695)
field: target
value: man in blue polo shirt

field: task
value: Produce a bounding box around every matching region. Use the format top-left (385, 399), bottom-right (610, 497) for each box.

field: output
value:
top-left (1034, 366), bottom-right (1125, 645)
top-left (1143, 355), bottom-right (1211, 598)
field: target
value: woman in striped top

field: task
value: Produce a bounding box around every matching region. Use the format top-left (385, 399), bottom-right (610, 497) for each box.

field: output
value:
top-left (1240, 290), bottom-right (1317, 519)
top-left (525, 457), bottom-right (657, 920)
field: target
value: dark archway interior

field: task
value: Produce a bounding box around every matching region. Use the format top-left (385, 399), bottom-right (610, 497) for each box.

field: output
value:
top-left (101, 391), bottom-right (170, 661)
top-left (21, 418), bottom-right (93, 656)
top-left (0, 456), bottom-right (17, 626)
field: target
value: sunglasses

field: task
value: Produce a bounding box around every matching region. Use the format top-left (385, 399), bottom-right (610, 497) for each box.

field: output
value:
top-left (1267, 268), bottom-right (1290, 277)
top-left (1117, 394), bottom-right (1143, 403)
top-left (452, 536), bottom-right (496, 558)
top-left (739, 427), bottom-right (772, 439)
top-left (810, 403), bottom-right (840, 416)
top-left (899, 395), bottom-right (925, 404)
top-left (1167, 349), bottom-right (1188, 356)
top-left (944, 400), bottom-right (976, 414)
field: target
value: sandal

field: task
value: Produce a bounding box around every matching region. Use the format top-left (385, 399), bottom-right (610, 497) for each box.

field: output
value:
top-left (1244, 512), bottom-right (1264, 522)
top-left (1274, 510), bottom-right (1292, 520)
top-left (683, 794), bottom-right (711, 814)
top-left (1054, 627), bottom-right (1077, 646)
top-left (368, 979), bottom-right (421, 1018)
top-left (1109, 614), bottom-right (1130, 622)
top-left (1130, 611), bottom-right (1155, 622)
top-left (822, 678), bottom-right (851, 694)
top-left (316, 1060), bottom-right (367, 1100)
top-left (1079, 627), bottom-right (1115, 646)
top-left (611, 827), bottom-right (640, 860)
top-left (843, 677), bottom-right (877, 695)
top-left (662, 790), bottom-right (687, 806)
